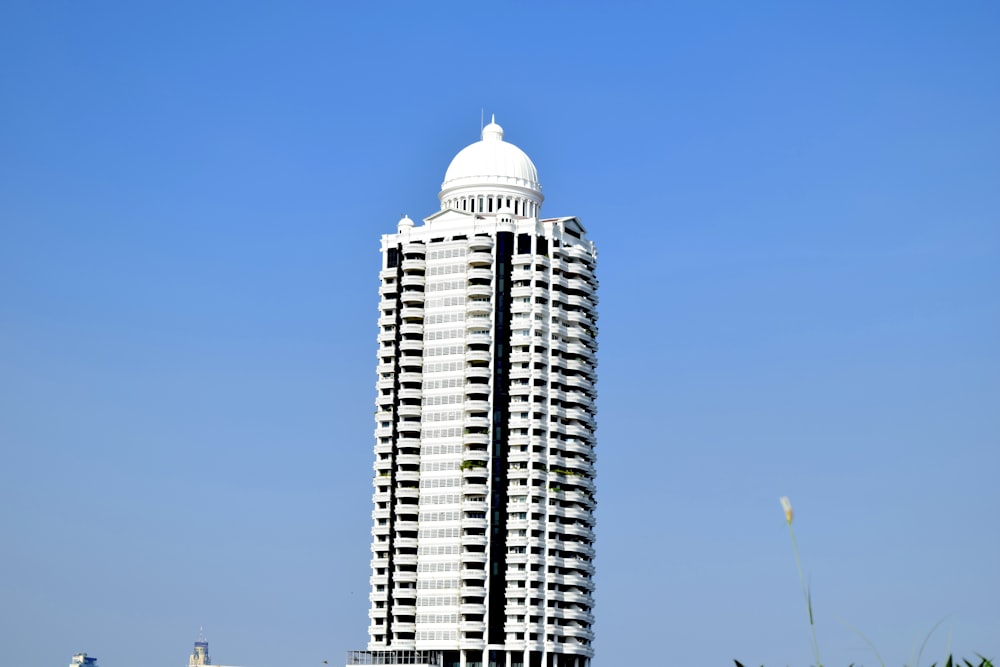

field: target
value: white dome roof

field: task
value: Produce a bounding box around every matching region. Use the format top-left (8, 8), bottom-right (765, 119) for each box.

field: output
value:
top-left (440, 119), bottom-right (541, 196)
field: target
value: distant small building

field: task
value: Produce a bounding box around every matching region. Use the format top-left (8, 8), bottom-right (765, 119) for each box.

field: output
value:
top-left (189, 631), bottom-right (245, 667)
top-left (190, 633), bottom-right (211, 667)
top-left (70, 654), bottom-right (99, 667)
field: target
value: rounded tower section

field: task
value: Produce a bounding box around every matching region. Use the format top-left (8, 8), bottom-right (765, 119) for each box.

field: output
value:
top-left (439, 117), bottom-right (544, 218)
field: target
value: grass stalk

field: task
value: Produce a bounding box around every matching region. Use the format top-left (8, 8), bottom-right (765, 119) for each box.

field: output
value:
top-left (781, 497), bottom-right (823, 667)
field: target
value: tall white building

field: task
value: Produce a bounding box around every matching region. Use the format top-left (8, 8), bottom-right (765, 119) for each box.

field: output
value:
top-left (349, 119), bottom-right (598, 667)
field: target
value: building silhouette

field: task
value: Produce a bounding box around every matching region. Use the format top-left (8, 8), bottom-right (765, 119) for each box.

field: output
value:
top-left (348, 119), bottom-right (598, 667)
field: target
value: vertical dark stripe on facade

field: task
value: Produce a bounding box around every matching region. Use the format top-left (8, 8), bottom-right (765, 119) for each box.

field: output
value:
top-left (488, 231), bottom-right (514, 643)
top-left (385, 244), bottom-right (403, 644)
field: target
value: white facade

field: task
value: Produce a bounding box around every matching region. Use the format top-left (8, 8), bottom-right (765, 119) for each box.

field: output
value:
top-left (351, 119), bottom-right (598, 667)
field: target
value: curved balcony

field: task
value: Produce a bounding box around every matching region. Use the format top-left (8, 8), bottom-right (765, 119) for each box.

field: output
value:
top-left (559, 625), bottom-right (595, 641)
top-left (463, 432), bottom-right (489, 447)
top-left (400, 292), bottom-right (424, 307)
top-left (512, 253), bottom-right (534, 266)
top-left (560, 507), bottom-right (594, 525)
top-left (561, 573), bottom-right (595, 590)
top-left (460, 621), bottom-right (486, 633)
top-left (466, 283), bottom-right (492, 299)
top-left (394, 570), bottom-right (417, 583)
top-left (394, 519), bottom-right (420, 532)
top-left (461, 499), bottom-right (488, 514)
top-left (467, 250), bottom-right (493, 265)
top-left (461, 517), bottom-right (488, 531)
top-left (563, 408), bottom-right (593, 424)
top-left (558, 607), bottom-right (594, 623)
top-left (463, 400), bottom-right (490, 414)
top-left (395, 536), bottom-right (418, 549)
top-left (400, 322), bottom-right (423, 337)
top-left (466, 298), bottom-right (491, 315)
top-left (396, 421), bottom-right (421, 436)
top-left (401, 273), bottom-right (426, 288)
top-left (552, 523), bottom-right (594, 541)
top-left (461, 532), bottom-right (487, 548)
top-left (461, 548), bottom-right (488, 564)
top-left (466, 332), bottom-right (491, 346)
top-left (396, 470), bottom-right (420, 484)
top-left (398, 367), bottom-right (423, 383)
top-left (462, 451), bottom-right (488, 466)
top-left (467, 268), bottom-right (493, 282)
top-left (397, 404), bottom-right (421, 418)
top-left (465, 349), bottom-right (491, 364)
top-left (558, 591), bottom-right (592, 607)
top-left (467, 236), bottom-right (492, 252)
top-left (402, 258), bottom-right (426, 272)
top-left (398, 371), bottom-right (422, 385)
top-left (397, 387), bottom-right (421, 402)
top-left (400, 305), bottom-right (424, 320)
top-left (461, 470), bottom-right (488, 486)
top-left (391, 580), bottom-right (418, 597)
top-left (562, 294), bottom-right (595, 310)
top-left (459, 602), bottom-right (486, 616)
top-left (564, 390), bottom-right (594, 407)
top-left (460, 585), bottom-right (487, 598)
top-left (464, 366), bottom-right (491, 381)
top-left (399, 339), bottom-right (423, 354)
top-left (379, 283), bottom-right (399, 296)
top-left (396, 453), bottom-right (420, 467)
top-left (563, 422), bottom-right (594, 438)
top-left (463, 415), bottom-right (489, 431)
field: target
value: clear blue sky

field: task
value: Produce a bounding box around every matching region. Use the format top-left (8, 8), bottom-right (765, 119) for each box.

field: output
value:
top-left (1, 3), bottom-right (997, 667)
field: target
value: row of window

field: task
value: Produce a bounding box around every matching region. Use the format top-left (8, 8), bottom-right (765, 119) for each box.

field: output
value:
top-left (417, 527), bottom-right (462, 538)
top-left (426, 263), bottom-right (468, 276)
top-left (426, 280), bottom-right (468, 293)
top-left (422, 393), bottom-right (463, 406)
top-left (427, 247), bottom-right (467, 260)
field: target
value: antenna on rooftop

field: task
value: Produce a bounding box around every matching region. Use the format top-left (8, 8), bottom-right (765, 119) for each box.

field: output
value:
top-left (480, 108), bottom-right (484, 132)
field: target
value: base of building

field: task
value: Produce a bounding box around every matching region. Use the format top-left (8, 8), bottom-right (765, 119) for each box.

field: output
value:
top-left (346, 650), bottom-right (590, 667)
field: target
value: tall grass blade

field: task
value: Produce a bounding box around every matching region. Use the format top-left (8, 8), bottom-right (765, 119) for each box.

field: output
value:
top-left (914, 618), bottom-right (947, 667)
top-left (840, 619), bottom-right (886, 667)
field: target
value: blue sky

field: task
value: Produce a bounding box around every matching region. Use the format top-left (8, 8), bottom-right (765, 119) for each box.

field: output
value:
top-left (1, 2), bottom-right (997, 667)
